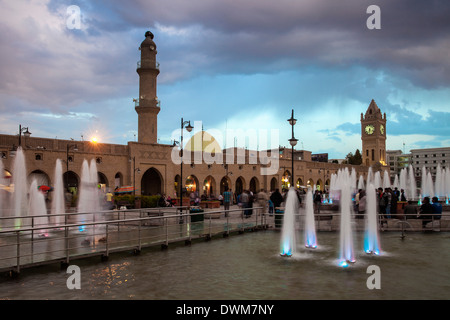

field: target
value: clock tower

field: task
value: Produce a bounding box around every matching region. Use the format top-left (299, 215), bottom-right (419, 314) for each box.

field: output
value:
top-left (361, 99), bottom-right (387, 167)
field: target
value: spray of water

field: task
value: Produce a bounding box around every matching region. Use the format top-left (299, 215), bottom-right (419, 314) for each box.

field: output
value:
top-left (364, 183), bottom-right (381, 255)
top-left (280, 188), bottom-right (298, 257)
top-left (304, 189), bottom-right (317, 249)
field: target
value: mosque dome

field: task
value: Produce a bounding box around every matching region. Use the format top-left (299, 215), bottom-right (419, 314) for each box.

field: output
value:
top-left (185, 131), bottom-right (223, 154)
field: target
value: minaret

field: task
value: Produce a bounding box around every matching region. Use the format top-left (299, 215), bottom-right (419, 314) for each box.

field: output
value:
top-left (361, 99), bottom-right (387, 167)
top-left (136, 31), bottom-right (160, 144)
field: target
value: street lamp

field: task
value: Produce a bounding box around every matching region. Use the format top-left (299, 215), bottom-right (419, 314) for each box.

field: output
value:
top-left (173, 118), bottom-right (193, 211)
top-left (130, 156), bottom-right (141, 196)
top-left (18, 124), bottom-right (31, 147)
top-left (287, 109), bottom-right (298, 188)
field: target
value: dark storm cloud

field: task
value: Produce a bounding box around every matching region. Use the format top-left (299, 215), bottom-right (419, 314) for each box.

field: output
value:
top-left (88, 0), bottom-right (450, 87)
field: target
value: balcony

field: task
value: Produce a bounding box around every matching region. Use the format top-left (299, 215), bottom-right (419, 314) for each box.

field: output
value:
top-left (137, 60), bottom-right (160, 70)
top-left (133, 98), bottom-right (161, 108)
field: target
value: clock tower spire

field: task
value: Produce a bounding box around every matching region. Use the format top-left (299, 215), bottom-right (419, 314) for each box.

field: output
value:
top-left (361, 99), bottom-right (387, 167)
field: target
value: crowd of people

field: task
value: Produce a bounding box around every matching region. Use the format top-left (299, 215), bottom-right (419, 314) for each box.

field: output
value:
top-left (354, 187), bottom-right (443, 228)
top-left (154, 185), bottom-right (444, 229)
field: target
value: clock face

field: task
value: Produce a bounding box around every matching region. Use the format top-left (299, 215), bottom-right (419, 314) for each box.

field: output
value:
top-left (365, 124), bottom-right (375, 135)
top-left (380, 125), bottom-right (384, 134)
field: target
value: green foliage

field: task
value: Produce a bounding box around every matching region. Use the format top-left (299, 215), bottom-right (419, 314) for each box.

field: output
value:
top-left (344, 149), bottom-right (363, 165)
top-left (114, 194), bottom-right (161, 208)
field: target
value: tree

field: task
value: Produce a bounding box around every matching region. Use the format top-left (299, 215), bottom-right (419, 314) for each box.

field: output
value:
top-left (344, 149), bottom-right (363, 165)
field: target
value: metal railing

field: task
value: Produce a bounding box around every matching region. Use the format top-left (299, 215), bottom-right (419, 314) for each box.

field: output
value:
top-left (1, 207), bottom-right (448, 275)
top-left (136, 60), bottom-right (160, 70)
top-left (0, 206), bottom-right (266, 274)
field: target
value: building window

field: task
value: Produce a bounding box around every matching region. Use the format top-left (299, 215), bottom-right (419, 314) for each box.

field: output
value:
top-left (35, 153), bottom-right (43, 161)
top-left (96, 157), bottom-right (102, 164)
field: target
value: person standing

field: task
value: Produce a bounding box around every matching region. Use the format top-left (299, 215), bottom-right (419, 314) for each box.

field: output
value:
top-left (270, 189), bottom-right (283, 209)
top-left (223, 187), bottom-right (232, 217)
top-left (240, 190), bottom-right (249, 218)
top-left (257, 189), bottom-right (269, 215)
top-left (384, 188), bottom-right (392, 219)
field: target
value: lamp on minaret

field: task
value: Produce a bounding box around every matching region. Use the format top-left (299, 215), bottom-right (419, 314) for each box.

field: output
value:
top-left (136, 31), bottom-right (160, 144)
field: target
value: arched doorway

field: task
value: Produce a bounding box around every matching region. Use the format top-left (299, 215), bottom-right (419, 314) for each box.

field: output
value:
top-left (98, 171), bottom-right (108, 192)
top-left (114, 172), bottom-right (123, 189)
top-left (141, 168), bottom-right (163, 195)
top-left (296, 178), bottom-right (303, 189)
top-left (220, 176), bottom-right (232, 195)
top-left (270, 177), bottom-right (278, 191)
top-left (282, 170), bottom-right (291, 191)
top-left (316, 179), bottom-right (323, 191)
top-left (63, 171), bottom-right (79, 192)
top-left (203, 175), bottom-right (216, 198)
top-left (28, 170), bottom-right (50, 187)
top-left (185, 175), bottom-right (199, 195)
top-left (249, 177), bottom-right (259, 193)
top-left (307, 178), bottom-right (315, 189)
top-left (235, 176), bottom-right (245, 195)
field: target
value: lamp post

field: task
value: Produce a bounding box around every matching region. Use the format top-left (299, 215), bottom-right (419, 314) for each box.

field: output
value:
top-left (174, 118), bottom-right (193, 209)
top-left (66, 143), bottom-right (78, 190)
top-left (287, 109), bottom-right (298, 188)
top-left (18, 124), bottom-right (31, 147)
top-left (131, 156), bottom-right (141, 196)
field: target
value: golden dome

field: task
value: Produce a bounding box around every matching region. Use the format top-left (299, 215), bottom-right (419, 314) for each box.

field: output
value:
top-left (185, 131), bottom-right (222, 154)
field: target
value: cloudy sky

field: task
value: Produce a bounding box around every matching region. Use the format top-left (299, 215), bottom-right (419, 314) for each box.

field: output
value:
top-left (1, 0), bottom-right (449, 159)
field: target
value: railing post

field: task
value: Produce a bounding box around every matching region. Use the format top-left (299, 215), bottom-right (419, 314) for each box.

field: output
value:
top-left (16, 231), bottom-right (20, 274)
top-left (138, 218), bottom-right (142, 251)
top-left (208, 215), bottom-right (212, 239)
top-left (65, 213), bottom-right (70, 264)
top-left (165, 216), bottom-right (169, 246)
top-left (105, 224), bottom-right (109, 258)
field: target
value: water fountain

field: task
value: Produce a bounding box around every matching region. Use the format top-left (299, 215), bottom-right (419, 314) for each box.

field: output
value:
top-left (357, 174), bottom-right (365, 190)
top-left (374, 171), bottom-right (381, 189)
top-left (383, 170), bottom-right (391, 189)
top-left (11, 147), bottom-right (28, 229)
top-left (337, 169), bottom-right (356, 267)
top-left (408, 165), bottom-right (417, 200)
top-left (280, 188), bottom-right (298, 257)
top-left (364, 183), bottom-right (381, 255)
top-left (28, 179), bottom-right (49, 237)
top-left (51, 159), bottom-right (65, 226)
top-left (304, 188), bottom-right (317, 249)
top-left (77, 159), bottom-right (101, 234)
